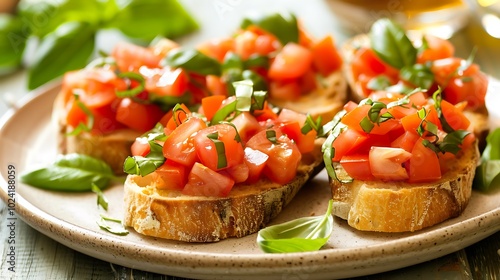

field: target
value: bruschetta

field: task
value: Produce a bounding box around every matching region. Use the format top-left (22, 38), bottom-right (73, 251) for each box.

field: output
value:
top-left (122, 82), bottom-right (325, 242)
top-left (323, 89), bottom-right (480, 232)
top-left (53, 13), bottom-right (347, 174)
top-left (340, 18), bottom-right (489, 148)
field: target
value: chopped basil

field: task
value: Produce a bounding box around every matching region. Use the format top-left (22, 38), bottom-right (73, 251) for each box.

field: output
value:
top-left (207, 132), bottom-right (228, 169)
top-left (115, 72), bottom-right (145, 98)
top-left (123, 141), bottom-right (165, 176)
top-left (211, 100), bottom-right (237, 125)
top-left (222, 52), bottom-right (244, 72)
top-left (97, 214), bottom-right (129, 236)
top-left (360, 117), bottom-right (375, 133)
top-left (301, 114), bottom-right (323, 135)
top-left (432, 88), bottom-right (455, 133)
top-left (163, 48), bottom-right (221, 76)
top-left (257, 199), bottom-right (334, 253)
top-left (321, 110), bottom-right (351, 183)
top-left (91, 183), bottom-right (109, 210)
top-left (367, 75), bottom-right (392, 91)
top-left (266, 130), bottom-right (278, 144)
top-left (240, 13), bottom-right (299, 45)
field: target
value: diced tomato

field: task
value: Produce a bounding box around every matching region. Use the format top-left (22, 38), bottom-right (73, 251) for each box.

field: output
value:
top-left (408, 138), bottom-right (442, 183)
top-left (253, 102), bottom-right (279, 122)
top-left (65, 96), bottom-right (88, 128)
top-left (246, 128), bottom-right (302, 184)
top-left (112, 41), bottom-right (163, 72)
top-left (142, 67), bottom-right (188, 97)
top-left (194, 124), bottom-right (244, 171)
top-left (149, 37), bottom-right (179, 58)
top-left (243, 147), bottom-right (269, 184)
top-left (442, 72), bottom-right (488, 110)
top-left (197, 37), bottom-right (235, 62)
top-left (299, 69), bottom-right (317, 94)
top-left (369, 147), bottom-right (412, 181)
top-left (350, 47), bottom-right (399, 82)
top-left (298, 21), bottom-right (314, 48)
top-left (115, 98), bottom-right (164, 132)
top-left (343, 101), bottom-right (358, 112)
top-left (341, 104), bottom-right (400, 135)
top-left (332, 128), bottom-right (369, 161)
top-left (131, 137), bottom-right (150, 157)
top-left (91, 101), bottom-right (127, 134)
top-left (417, 35), bottom-right (455, 63)
top-left (391, 131), bottom-right (420, 152)
top-left (206, 75), bottom-right (228, 97)
top-left (440, 100), bottom-right (470, 130)
top-left (401, 106), bottom-right (441, 135)
top-left (162, 117), bottom-right (207, 166)
top-left (340, 154), bottom-right (374, 180)
top-left (278, 108), bottom-right (307, 124)
top-left (164, 104), bottom-right (192, 133)
top-left (155, 160), bottom-right (187, 190)
top-left (201, 95), bottom-right (226, 121)
top-left (279, 121), bottom-right (316, 154)
top-left (182, 162), bottom-right (234, 197)
top-left (224, 163), bottom-right (249, 183)
top-left (268, 43), bottom-right (313, 80)
top-left (431, 57), bottom-right (480, 85)
top-left (311, 35), bottom-right (342, 76)
top-left (231, 112), bottom-right (262, 143)
top-left (269, 79), bottom-right (301, 100)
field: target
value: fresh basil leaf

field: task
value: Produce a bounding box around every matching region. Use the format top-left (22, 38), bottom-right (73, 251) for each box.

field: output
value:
top-left (386, 81), bottom-right (415, 94)
top-left (370, 18), bottom-right (417, 69)
top-left (163, 48), bottom-right (221, 76)
top-left (367, 75), bottom-right (392, 91)
top-left (149, 92), bottom-right (192, 111)
top-left (240, 13), bottom-right (298, 45)
top-left (116, 72), bottom-right (145, 98)
top-left (321, 110), bottom-right (352, 183)
top-left (438, 130), bottom-right (470, 155)
top-left (97, 214), bottom-right (129, 236)
top-left (21, 153), bottom-right (115, 192)
top-left (266, 130), bottom-right (278, 144)
top-left (18, 0), bottom-right (105, 38)
top-left (123, 140), bottom-right (165, 176)
top-left (0, 14), bottom-right (26, 75)
top-left (244, 54), bottom-right (270, 69)
top-left (257, 200), bottom-right (334, 253)
top-left (242, 70), bottom-right (267, 92)
top-left (91, 183), bottom-right (109, 210)
top-left (28, 21), bottom-right (96, 90)
top-left (108, 0), bottom-right (198, 41)
top-left (207, 132), bottom-right (228, 169)
top-left (474, 128), bottom-right (500, 191)
top-left (400, 63), bottom-right (434, 89)
top-left (222, 52), bottom-right (244, 72)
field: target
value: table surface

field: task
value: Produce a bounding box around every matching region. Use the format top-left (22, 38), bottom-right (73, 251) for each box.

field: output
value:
top-left (1, 0), bottom-right (500, 279)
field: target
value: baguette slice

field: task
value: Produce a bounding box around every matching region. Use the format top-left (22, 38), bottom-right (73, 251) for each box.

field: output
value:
top-left (330, 142), bottom-right (479, 232)
top-left (123, 138), bottom-right (325, 242)
top-left (52, 85), bottom-right (144, 175)
top-left (269, 71), bottom-right (348, 124)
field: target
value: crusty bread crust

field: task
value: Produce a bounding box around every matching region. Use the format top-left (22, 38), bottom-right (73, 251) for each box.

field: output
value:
top-left (123, 138), bottom-right (325, 242)
top-left (269, 71), bottom-right (348, 124)
top-left (52, 88), bottom-right (141, 174)
top-left (330, 142), bottom-right (479, 232)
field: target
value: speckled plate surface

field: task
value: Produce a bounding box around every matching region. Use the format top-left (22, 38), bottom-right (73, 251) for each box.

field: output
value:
top-left (0, 77), bottom-right (499, 280)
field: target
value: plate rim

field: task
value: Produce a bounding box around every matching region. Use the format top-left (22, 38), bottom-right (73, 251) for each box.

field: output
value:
top-left (1, 81), bottom-right (499, 279)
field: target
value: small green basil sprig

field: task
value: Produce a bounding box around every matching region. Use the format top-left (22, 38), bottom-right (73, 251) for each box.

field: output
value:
top-left (20, 153), bottom-right (116, 192)
top-left (368, 18), bottom-right (434, 91)
top-left (3, 0), bottom-right (199, 90)
top-left (257, 200), bottom-right (334, 253)
top-left (474, 128), bottom-right (500, 191)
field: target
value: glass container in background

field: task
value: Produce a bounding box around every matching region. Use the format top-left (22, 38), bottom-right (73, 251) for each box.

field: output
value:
top-left (466, 0), bottom-right (500, 38)
top-left (328, 0), bottom-right (470, 38)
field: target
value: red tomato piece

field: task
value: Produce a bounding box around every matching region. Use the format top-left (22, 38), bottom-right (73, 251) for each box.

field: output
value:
top-left (194, 124), bottom-right (244, 171)
top-left (369, 147), bottom-right (412, 181)
top-left (115, 98), bottom-right (164, 132)
top-left (163, 117), bottom-right (207, 166)
top-left (142, 67), bottom-right (188, 97)
top-left (201, 95), bottom-right (226, 122)
top-left (417, 35), bottom-right (455, 63)
top-left (224, 162), bottom-right (249, 183)
top-left (440, 100), bottom-right (471, 130)
top-left (112, 41), bottom-right (163, 72)
top-left (279, 121), bottom-right (317, 154)
top-left (155, 160), bottom-right (188, 191)
top-left (206, 75), bottom-right (228, 97)
top-left (268, 43), bottom-right (313, 80)
top-left (246, 128), bottom-right (302, 184)
top-left (442, 72), bottom-right (488, 110)
top-left (332, 128), bottom-right (369, 161)
top-left (197, 37), bottom-right (235, 62)
top-left (231, 112), bottom-right (262, 143)
top-left (269, 79), bottom-right (302, 100)
top-left (391, 131), bottom-right (420, 153)
top-left (340, 154), bottom-right (374, 181)
top-left (131, 137), bottom-right (150, 157)
top-left (243, 147), bottom-right (269, 184)
top-left (311, 35), bottom-right (343, 76)
top-left (182, 162), bottom-right (235, 197)
top-left (408, 138), bottom-right (442, 183)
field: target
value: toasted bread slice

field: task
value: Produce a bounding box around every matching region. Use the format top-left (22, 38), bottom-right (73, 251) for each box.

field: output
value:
top-left (330, 141), bottom-right (479, 232)
top-left (52, 88), bottom-right (141, 175)
top-left (123, 138), bottom-right (325, 242)
top-left (269, 71), bottom-right (348, 124)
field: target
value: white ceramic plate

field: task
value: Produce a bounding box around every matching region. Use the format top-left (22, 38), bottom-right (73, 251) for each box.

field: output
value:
top-left (0, 79), bottom-right (499, 280)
